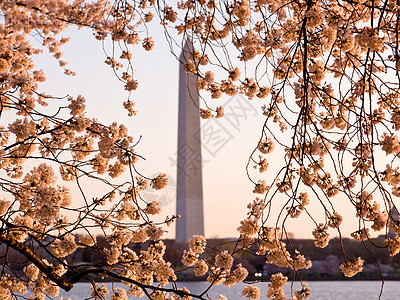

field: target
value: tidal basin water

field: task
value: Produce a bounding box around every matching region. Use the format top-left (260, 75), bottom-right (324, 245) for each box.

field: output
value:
top-left (58, 280), bottom-right (400, 299)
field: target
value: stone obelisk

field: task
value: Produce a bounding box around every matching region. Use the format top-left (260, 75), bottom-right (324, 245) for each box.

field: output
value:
top-left (176, 39), bottom-right (204, 242)
top-left (388, 206), bottom-right (400, 238)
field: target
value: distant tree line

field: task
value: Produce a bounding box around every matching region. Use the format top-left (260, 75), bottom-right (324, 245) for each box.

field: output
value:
top-left (3, 237), bottom-right (397, 282)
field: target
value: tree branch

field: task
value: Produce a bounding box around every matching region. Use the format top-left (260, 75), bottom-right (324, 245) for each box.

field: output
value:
top-left (0, 234), bottom-right (73, 291)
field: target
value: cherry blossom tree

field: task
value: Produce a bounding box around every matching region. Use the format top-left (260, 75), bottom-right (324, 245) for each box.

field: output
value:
top-left (1, 0), bottom-right (400, 299)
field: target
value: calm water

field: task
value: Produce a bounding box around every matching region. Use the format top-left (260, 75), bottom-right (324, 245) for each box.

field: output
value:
top-left (57, 281), bottom-right (399, 299)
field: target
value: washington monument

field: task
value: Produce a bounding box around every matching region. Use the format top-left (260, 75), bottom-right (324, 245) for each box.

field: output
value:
top-left (175, 39), bottom-right (204, 242)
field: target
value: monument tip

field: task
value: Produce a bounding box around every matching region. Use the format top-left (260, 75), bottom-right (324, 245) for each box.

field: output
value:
top-left (180, 36), bottom-right (195, 63)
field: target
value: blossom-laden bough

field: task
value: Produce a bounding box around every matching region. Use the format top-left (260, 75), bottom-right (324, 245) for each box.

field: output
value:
top-left (1, 0), bottom-right (400, 299)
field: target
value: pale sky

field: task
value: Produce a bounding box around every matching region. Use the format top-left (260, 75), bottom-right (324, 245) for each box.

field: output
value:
top-left (31, 23), bottom-right (367, 240)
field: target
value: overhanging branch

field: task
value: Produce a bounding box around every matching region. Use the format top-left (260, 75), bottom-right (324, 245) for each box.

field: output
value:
top-left (0, 234), bottom-right (73, 291)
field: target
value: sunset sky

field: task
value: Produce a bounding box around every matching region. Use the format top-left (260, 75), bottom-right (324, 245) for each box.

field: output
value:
top-left (31, 23), bottom-right (368, 240)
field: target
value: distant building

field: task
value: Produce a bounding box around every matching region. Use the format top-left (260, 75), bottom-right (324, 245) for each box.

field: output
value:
top-left (175, 39), bottom-right (204, 242)
top-left (388, 206), bottom-right (400, 239)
